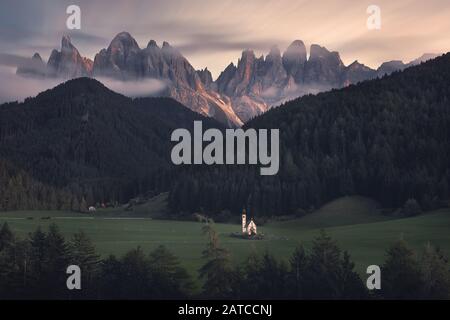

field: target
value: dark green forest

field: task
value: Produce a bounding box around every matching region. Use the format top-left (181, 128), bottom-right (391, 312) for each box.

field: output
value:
top-left (0, 78), bottom-right (220, 211)
top-left (1, 54), bottom-right (450, 217)
top-left (169, 53), bottom-right (450, 216)
top-left (1, 222), bottom-right (449, 300)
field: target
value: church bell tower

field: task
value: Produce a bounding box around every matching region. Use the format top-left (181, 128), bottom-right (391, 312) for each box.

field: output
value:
top-left (242, 209), bottom-right (247, 233)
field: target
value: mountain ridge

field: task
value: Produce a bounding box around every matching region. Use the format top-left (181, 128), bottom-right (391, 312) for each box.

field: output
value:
top-left (15, 32), bottom-right (440, 126)
top-left (0, 77), bottom-right (223, 210)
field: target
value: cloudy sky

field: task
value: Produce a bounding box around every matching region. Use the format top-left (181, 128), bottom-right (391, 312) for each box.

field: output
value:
top-left (1, 0), bottom-right (450, 78)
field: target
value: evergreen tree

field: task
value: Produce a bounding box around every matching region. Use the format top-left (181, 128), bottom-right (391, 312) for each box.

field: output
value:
top-left (42, 224), bottom-right (70, 298)
top-left (0, 225), bottom-right (17, 298)
top-left (0, 222), bottom-right (14, 251)
top-left (69, 231), bottom-right (101, 298)
top-left (71, 196), bottom-right (80, 212)
top-left (288, 244), bottom-right (308, 298)
top-left (27, 226), bottom-right (47, 295)
top-left (337, 251), bottom-right (368, 299)
top-left (402, 198), bottom-right (422, 217)
top-left (148, 245), bottom-right (193, 298)
top-left (303, 230), bottom-right (343, 298)
top-left (119, 246), bottom-right (152, 299)
top-left (303, 230), bottom-right (366, 299)
top-left (382, 239), bottom-right (424, 299)
top-left (255, 252), bottom-right (289, 299)
top-left (80, 197), bottom-right (88, 213)
top-left (418, 244), bottom-right (450, 299)
top-left (199, 222), bottom-right (234, 298)
top-left (98, 255), bottom-right (122, 299)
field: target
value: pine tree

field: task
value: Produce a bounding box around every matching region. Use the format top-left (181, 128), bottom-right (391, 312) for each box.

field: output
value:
top-left (419, 244), bottom-right (450, 299)
top-left (0, 224), bottom-right (18, 298)
top-left (402, 198), bottom-right (422, 217)
top-left (199, 222), bottom-right (234, 298)
top-left (288, 244), bottom-right (308, 298)
top-left (337, 251), bottom-right (368, 299)
top-left (148, 245), bottom-right (193, 298)
top-left (71, 196), bottom-right (80, 212)
top-left (69, 231), bottom-right (101, 298)
top-left (98, 255), bottom-right (122, 299)
top-left (0, 222), bottom-right (14, 251)
top-left (80, 197), bottom-right (88, 213)
top-left (258, 252), bottom-right (289, 299)
top-left (303, 230), bottom-right (366, 299)
top-left (382, 239), bottom-right (424, 299)
top-left (27, 226), bottom-right (47, 291)
top-left (119, 246), bottom-right (152, 299)
top-left (304, 230), bottom-right (342, 298)
top-left (42, 224), bottom-right (70, 298)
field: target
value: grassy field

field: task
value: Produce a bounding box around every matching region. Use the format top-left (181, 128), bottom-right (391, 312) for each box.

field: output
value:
top-left (1, 196), bottom-right (449, 279)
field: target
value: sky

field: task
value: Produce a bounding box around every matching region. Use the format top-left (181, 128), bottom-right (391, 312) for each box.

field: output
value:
top-left (0, 0), bottom-right (450, 79)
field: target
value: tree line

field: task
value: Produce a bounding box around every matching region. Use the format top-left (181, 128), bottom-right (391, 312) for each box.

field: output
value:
top-left (2, 55), bottom-right (450, 218)
top-left (0, 78), bottom-right (219, 212)
top-left (169, 53), bottom-right (450, 216)
top-left (1, 221), bottom-right (449, 299)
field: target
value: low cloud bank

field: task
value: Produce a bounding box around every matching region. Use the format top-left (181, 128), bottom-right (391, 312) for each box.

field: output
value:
top-left (0, 66), bottom-right (168, 104)
top-left (96, 77), bottom-right (168, 98)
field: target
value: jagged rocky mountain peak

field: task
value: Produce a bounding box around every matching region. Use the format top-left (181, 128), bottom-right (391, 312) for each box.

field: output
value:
top-left (266, 46), bottom-right (283, 65)
top-left (309, 44), bottom-right (342, 62)
top-left (16, 52), bottom-right (46, 77)
top-left (309, 44), bottom-right (329, 58)
top-left (14, 32), bottom-right (440, 127)
top-left (283, 40), bottom-right (307, 59)
top-left (377, 60), bottom-right (406, 76)
top-left (46, 35), bottom-right (92, 78)
top-left (161, 41), bottom-right (182, 57)
top-left (268, 45), bottom-right (281, 57)
top-left (348, 60), bottom-right (370, 70)
top-left (109, 31), bottom-right (140, 51)
top-left (61, 35), bottom-right (74, 49)
top-left (413, 53), bottom-right (439, 63)
top-left (289, 39), bottom-right (306, 48)
top-left (147, 39), bottom-right (158, 48)
top-left (282, 40), bottom-right (307, 80)
top-left (240, 49), bottom-right (256, 62)
top-left (196, 67), bottom-right (214, 87)
top-left (32, 52), bottom-right (43, 61)
top-left (112, 31), bottom-right (137, 42)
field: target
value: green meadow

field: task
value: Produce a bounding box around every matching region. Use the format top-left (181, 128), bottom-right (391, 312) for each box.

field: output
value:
top-left (1, 196), bottom-right (449, 277)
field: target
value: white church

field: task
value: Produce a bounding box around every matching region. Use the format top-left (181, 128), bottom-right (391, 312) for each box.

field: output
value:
top-left (241, 209), bottom-right (257, 236)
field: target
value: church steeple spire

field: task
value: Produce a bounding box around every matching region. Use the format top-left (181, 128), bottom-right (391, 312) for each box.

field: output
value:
top-left (242, 208), bottom-right (247, 234)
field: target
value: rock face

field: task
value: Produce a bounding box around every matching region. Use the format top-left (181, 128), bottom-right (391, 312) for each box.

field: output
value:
top-left (93, 32), bottom-right (141, 79)
top-left (342, 61), bottom-right (377, 86)
top-left (213, 44), bottom-right (439, 122)
top-left (282, 40), bottom-right (307, 82)
top-left (303, 44), bottom-right (345, 86)
top-left (16, 33), bottom-right (440, 127)
top-left (215, 42), bottom-right (358, 121)
top-left (91, 33), bottom-right (243, 126)
top-left (377, 60), bottom-right (406, 77)
top-left (16, 53), bottom-right (47, 77)
top-left (375, 53), bottom-right (440, 78)
top-left (47, 35), bottom-right (93, 78)
top-left (196, 68), bottom-right (214, 90)
top-left (407, 53), bottom-right (440, 66)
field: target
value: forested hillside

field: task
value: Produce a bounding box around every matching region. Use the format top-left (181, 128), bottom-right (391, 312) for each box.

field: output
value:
top-left (2, 53), bottom-right (450, 216)
top-left (0, 78), bottom-right (220, 211)
top-left (169, 53), bottom-right (450, 216)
